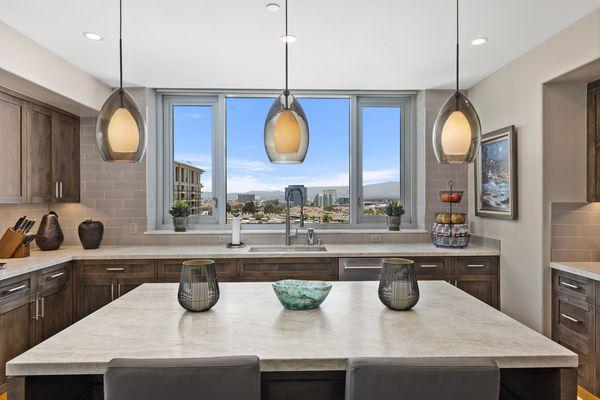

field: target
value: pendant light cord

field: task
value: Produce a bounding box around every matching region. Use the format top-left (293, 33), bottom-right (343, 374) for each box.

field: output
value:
top-left (455, 0), bottom-right (459, 94)
top-left (119, 0), bottom-right (124, 106)
top-left (284, 0), bottom-right (289, 108)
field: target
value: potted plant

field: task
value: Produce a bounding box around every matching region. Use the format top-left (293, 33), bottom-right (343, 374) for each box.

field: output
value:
top-left (384, 200), bottom-right (405, 231)
top-left (169, 201), bottom-right (192, 232)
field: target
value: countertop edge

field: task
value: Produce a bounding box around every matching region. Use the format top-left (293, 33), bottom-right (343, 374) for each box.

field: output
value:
top-left (6, 355), bottom-right (578, 377)
top-left (551, 261), bottom-right (600, 281)
top-left (0, 245), bottom-right (500, 282)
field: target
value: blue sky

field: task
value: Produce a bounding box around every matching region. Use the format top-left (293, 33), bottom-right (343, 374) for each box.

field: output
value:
top-left (173, 98), bottom-right (401, 194)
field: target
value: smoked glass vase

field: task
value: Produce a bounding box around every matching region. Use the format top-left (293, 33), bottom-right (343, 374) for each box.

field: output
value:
top-left (178, 260), bottom-right (220, 312)
top-left (378, 258), bottom-right (419, 311)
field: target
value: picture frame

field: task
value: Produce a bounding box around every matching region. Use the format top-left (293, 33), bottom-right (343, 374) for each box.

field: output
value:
top-left (474, 125), bottom-right (518, 220)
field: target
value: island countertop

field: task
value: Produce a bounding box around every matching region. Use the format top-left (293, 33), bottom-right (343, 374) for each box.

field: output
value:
top-left (0, 243), bottom-right (499, 282)
top-left (7, 281), bottom-right (574, 376)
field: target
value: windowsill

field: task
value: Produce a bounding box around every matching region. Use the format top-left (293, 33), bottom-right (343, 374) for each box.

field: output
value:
top-left (144, 228), bottom-right (428, 235)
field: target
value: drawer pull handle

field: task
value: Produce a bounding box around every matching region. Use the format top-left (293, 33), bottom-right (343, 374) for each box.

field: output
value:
top-left (420, 265), bottom-right (439, 268)
top-left (560, 282), bottom-right (581, 290)
top-left (560, 313), bottom-right (580, 323)
top-left (106, 267), bottom-right (125, 271)
top-left (466, 264), bottom-right (486, 268)
top-left (49, 272), bottom-right (65, 279)
top-left (7, 284), bottom-right (27, 293)
top-left (343, 264), bottom-right (381, 270)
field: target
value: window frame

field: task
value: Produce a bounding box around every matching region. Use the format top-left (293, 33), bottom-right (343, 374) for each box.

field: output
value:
top-left (157, 90), bottom-right (416, 230)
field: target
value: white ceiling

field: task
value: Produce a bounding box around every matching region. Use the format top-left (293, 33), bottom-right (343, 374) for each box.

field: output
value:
top-left (1, 0), bottom-right (599, 90)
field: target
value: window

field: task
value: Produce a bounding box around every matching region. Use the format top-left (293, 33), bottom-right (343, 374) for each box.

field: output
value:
top-left (226, 97), bottom-right (350, 224)
top-left (160, 92), bottom-right (415, 229)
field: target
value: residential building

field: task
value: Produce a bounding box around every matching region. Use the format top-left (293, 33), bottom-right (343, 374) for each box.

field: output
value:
top-left (173, 161), bottom-right (204, 215)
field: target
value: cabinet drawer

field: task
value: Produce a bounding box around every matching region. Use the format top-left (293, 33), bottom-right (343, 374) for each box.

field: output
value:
top-left (77, 260), bottom-right (157, 278)
top-left (240, 258), bottom-right (337, 279)
top-left (38, 262), bottom-right (70, 289)
top-left (553, 270), bottom-right (594, 304)
top-left (0, 273), bottom-right (35, 307)
top-left (158, 259), bottom-right (237, 282)
top-left (413, 257), bottom-right (448, 276)
top-left (453, 257), bottom-right (497, 275)
top-left (553, 293), bottom-right (594, 355)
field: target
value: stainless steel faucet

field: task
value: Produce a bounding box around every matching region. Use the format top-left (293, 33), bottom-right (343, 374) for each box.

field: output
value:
top-left (285, 188), bottom-right (305, 246)
top-left (307, 228), bottom-right (315, 246)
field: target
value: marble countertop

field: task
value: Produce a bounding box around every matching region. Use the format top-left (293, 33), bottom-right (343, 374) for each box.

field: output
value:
top-left (7, 281), bottom-right (575, 376)
top-left (0, 243), bottom-right (499, 281)
top-left (551, 261), bottom-right (600, 281)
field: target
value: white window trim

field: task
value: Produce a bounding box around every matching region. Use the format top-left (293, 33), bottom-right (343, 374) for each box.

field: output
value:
top-left (156, 90), bottom-right (417, 230)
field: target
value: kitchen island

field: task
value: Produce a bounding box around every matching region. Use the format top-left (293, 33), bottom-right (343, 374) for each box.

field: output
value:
top-left (7, 281), bottom-right (575, 400)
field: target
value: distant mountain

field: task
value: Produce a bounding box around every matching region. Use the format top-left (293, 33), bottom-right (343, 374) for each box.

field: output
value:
top-left (205, 181), bottom-right (400, 202)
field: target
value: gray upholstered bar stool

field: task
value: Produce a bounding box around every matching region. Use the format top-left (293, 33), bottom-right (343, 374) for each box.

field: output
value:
top-left (346, 357), bottom-right (500, 400)
top-left (104, 356), bottom-right (260, 400)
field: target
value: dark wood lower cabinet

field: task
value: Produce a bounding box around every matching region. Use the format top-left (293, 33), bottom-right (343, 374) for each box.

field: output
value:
top-left (76, 278), bottom-right (114, 320)
top-left (455, 275), bottom-right (499, 309)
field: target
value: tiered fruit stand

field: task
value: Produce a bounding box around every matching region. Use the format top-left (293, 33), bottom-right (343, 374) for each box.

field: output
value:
top-left (431, 181), bottom-right (470, 248)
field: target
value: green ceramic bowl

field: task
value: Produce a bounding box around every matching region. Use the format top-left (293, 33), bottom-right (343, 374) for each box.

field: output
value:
top-left (272, 280), bottom-right (332, 310)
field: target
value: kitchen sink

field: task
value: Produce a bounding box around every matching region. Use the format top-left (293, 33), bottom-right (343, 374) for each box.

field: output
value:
top-left (248, 246), bottom-right (327, 253)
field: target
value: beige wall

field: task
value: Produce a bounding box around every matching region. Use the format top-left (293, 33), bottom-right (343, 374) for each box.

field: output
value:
top-left (467, 9), bottom-right (600, 333)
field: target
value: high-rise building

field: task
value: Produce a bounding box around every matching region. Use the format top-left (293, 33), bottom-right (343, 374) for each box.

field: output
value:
top-left (321, 193), bottom-right (334, 207)
top-left (174, 161), bottom-right (204, 215)
top-left (285, 185), bottom-right (307, 206)
top-left (322, 188), bottom-right (337, 204)
top-left (337, 196), bottom-right (350, 205)
top-left (237, 194), bottom-right (256, 203)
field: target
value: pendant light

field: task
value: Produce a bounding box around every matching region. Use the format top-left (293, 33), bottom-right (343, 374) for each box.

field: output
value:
top-left (264, 0), bottom-right (309, 164)
top-left (432, 0), bottom-right (481, 164)
top-left (96, 0), bottom-right (146, 163)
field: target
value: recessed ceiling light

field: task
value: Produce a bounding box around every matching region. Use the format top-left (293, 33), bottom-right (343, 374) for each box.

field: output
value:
top-left (83, 32), bottom-right (103, 41)
top-left (280, 34), bottom-right (297, 43)
top-left (471, 37), bottom-right (487, 46)
top-left (266, 3), bottom-right (280, 12)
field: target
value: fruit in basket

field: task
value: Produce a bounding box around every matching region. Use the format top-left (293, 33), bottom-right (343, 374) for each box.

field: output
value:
top-left (451, 213), bottom-right (466, 224)
top-left (435, 213), bottom-right (451, 224)
top-left (441, 193), bottom-right (453, 202)
top-left (451, 192), bottom-right (462, 202)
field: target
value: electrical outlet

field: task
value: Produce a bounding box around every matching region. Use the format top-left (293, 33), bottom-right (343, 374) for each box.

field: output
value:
top-left (217, 235), bottom-right (230, 244)
top-left (469, 222), bottom-right (475, 233)
top-left (129, 222), bottom-right (137, 234)
top-left (369, 234), bottom-right (382, 243)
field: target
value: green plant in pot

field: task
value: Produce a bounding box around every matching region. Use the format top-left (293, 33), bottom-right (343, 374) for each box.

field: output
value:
top-left (169, 201), bottom-right (192, 232)
top-left (384, 201), bottom-right (405, 231)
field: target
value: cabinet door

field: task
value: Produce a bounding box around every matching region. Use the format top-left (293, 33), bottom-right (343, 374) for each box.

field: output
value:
top-left (52, 112), bottom-right (80, 203)
top-left (76, 278), bottom-right (115, 320)
top-left (25, 104), bottom-right (53, 203)
top-left (454, 275), bottom-right (499, 309)
top-left (117, 277), bottom-right (156, 298)
top-left (0, 93), bottom-right (25, 203)
top-left (37, 282), bottom-right (72, 343)
top-left (588, 80), bottom-right (600, 201)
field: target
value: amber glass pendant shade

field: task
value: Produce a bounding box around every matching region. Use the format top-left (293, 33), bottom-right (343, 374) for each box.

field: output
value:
top-left (432, 91), bottom-right (481, 164)
top-left (96, 89), bottom-right (146, 162)
top-left (264, 92), bottom-right (309, 164)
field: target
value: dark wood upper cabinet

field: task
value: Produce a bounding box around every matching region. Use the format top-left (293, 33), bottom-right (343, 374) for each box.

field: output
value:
top-left (51, 112), bottom-right (80, 203)
top-left (26, 104), bottom-right (53, 203)
top-left (0, 92), bottom-right (25, 203)
top-left (588, 79), bottom-right (600, 202)
top-left (0, 88), bottom-right (80, 204)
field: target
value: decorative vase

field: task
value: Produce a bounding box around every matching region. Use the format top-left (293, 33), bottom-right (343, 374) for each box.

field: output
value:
top-left (378, 258), bottom-right (419, 311)
top-left (78, 219), bottom-right (104, 249)
top-left (387, 215), bottom-right (401, 231)
top-left (173, 216), bottom-right (188, 232)
top-left (35, 211), bottom-right (64, 251)
top-left (178, 260), bottom-right (220, 312)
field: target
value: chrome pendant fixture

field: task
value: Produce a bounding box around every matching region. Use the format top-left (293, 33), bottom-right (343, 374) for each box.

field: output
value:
top-left (96, 0), bottom-right (146, 163)
top-left (264, 0), bottom-right (309, 164)
top-left (432, 0), bottom-right (481, 164)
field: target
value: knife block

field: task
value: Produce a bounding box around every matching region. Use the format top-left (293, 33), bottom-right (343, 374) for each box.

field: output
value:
top-left (0, 228), bottom-right (30, 258)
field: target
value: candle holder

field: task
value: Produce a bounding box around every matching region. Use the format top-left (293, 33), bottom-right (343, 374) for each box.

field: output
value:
top-left (178, 260), bottom-right (220, 312)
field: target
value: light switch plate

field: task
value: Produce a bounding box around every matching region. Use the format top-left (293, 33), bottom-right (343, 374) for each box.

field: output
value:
top-left (129, 222), bottom-right (138, 234)
top-left (369, 234), bottom-right (382, 243)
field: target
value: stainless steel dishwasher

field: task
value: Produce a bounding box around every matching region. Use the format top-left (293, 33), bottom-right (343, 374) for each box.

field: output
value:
top-left (338, 258), bottom-right (384, 281)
